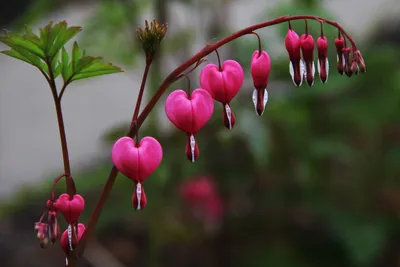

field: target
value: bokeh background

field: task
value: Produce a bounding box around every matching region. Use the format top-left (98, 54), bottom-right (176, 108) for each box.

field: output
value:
top-left (1, 0), bottom-right (400, 266)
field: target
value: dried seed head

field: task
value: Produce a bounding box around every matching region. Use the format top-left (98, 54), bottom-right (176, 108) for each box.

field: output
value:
top-left (136, 19), bottom-right (168, 59)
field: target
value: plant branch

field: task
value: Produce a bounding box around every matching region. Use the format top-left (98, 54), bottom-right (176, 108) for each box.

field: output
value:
top-left (77, 14), bottom-right (359, 259)
top-left (45, 60), bottom-right (74, 198)
top-left (131, 58), bottom-right (153, 125)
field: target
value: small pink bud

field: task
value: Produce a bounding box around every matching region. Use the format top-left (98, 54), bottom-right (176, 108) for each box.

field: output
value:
top-left (285, 29), bottom-right (304, 86)
top-left (132, 182), bottom-right (147, 210)
top-left (222, 103), bottom-right (236, 130)
top-left (250, 50), bottom-right (270, 116)
top-left (200, 59), bottom-right (244, 129)
top-left (54, 194), bottom-right (85, 224)
top-left (317, 36), bottom-right (329, 83)
top-left (112, 136), bottom-right (163, 182)
top-left (300, 33), bottom-right (315, 86)
top-left (185, 134), bottom-right (199, 163)
top-left (334, 37), bottom-right (345, 75)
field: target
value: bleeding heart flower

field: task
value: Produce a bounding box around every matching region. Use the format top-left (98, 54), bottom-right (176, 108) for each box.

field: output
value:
top-left (334, 36), bottom-right (345, 75)
top-left (165, 88), bottom-right (214, 162)
top-left (300, 33), bottom-right (315, 86)
top-left (317, 36), bottom-right (329, 83)
top-left (200, 59), bottom-right (244, 129)
top-left (112, 136), bottom-right (163, 182)
top-left (285, 28), bottom-right (304, 86)
top-left (54, 194), bottom-right (85, 224)
top-left (60, 223), bottom-right (85, 255)
top-left (250, 50), bottom-right (270, 116)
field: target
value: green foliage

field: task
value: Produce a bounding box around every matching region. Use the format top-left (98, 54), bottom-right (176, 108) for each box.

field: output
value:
top-left (0, 21), bottom-right (123, 84)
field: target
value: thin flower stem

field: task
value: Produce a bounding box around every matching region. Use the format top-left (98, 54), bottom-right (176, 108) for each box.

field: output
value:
top-left (45, 61), bottom-right (74, 198)
top-left (77, 14), bottom-right (359, 259)
top-left (131, 58), bottom-right (153, 126)
top-left (250, 32), bottom-right (262, 57)
top-left (214, 49), bottom-right (222, 71)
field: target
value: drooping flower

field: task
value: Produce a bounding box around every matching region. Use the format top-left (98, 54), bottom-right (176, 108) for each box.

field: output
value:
top-left (112, 136), bottom-right (163, 210)
top-left (285, 28), bottom-right (304, 86)
top-left (200, 60), bottom-right (244, 129)
top-left (300, 33), bottom-right (315, 86)
top-left (317, 35), bottom-right (329, 83)
top-left (250, 50), bottom-right (271, 116)
top-left (165, 88), bottom-right (214, 162)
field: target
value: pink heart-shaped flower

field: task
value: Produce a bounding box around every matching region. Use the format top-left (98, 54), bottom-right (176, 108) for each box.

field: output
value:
top-left (200, 60), bottom-right (244, 104)
top-left (54, 194), bottom-right (85, 223)
top-left (112, 136), bottom-right (163, 182)
top-left (165, 88), bottom-right (214, 134)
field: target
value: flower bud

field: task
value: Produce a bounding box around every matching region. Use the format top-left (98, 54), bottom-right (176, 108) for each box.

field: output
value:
top-left (285, 29), bottom-right (304, 86)
top-left (132, 182), bottom-right (147, 210)
top-left (34, 222), bottom-right (49, 249)
top-left (48, 211), bottom-right (60, 244)
top-left (353, 50), bottom-right (366, 73)
top-left (136, 19), bottom-right (168, 60)
top-left (300, 33), bottom-right (315, 86)
top-left (342, 47), bottom-right (352, 77)
top-left (250, 50), bottom-right (271, 116)
top-left (317, 36), bottom-right (329, 83)
top-left (334, 36), bottom-right (345, 75)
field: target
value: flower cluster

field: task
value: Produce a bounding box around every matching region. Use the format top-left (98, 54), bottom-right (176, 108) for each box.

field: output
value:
top-left (285, 21), bottom-right (366, 87)
top-left (34, 175), bottom-right (85, 264)
top-left (111, 19), bottom-right (366, 212)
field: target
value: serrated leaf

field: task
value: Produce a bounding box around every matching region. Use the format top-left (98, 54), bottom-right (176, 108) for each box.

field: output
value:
top-left (1, 48), bottom-right (48, 74)
top-left (39, 21), bottom-right (53, 52)
top-left (51, 50), bottom-right (60, 78)
top-left (71, 41), bottom-right (81, 73)
top-left (49, 25), bottom-right (82, 57)
top-left (61, 46), bottom-right (72, 82)
top-left (0, 35), bottom-right (45, 59)
top-left (71, 61), bottom-right (123, 81)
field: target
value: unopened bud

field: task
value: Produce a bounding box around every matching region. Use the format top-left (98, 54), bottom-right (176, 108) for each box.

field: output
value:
top-left (136, 19), bottom-right (168, 59)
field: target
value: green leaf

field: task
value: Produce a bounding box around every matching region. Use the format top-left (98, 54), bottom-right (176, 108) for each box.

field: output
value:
top-left (1, 48), bottom-right (48, 74)
top-left (48, 22), bottom-right (82, 57)
top-left (71, 62), bottom-right (123, 81)
top-left (71, 41), bottom-right (81, 72)
top-left (51, 50), bottom-right (60, 78)
top-left (61, 46), bottom-right (72, 82)
top-left (0, 35), bottom-right (45, 59)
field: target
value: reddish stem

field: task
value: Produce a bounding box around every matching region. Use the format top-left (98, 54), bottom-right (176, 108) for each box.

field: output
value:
top-left (214, 49), bottom-right (222, 71)
top-left (131, 58), bottom-right (153, 125)
top-left (250, 31), bottom-right (262, 57)
top-left (77, 14), bottom-right (359, 259)
top-left (304, 19), bottom-right (309, 36)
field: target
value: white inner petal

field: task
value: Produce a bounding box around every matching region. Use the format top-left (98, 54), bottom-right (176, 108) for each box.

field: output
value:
top-left (190, 134), bottom-right (196, 162)
top-left (225, 105), bottom-right (232, 129)
top-left (325, 58), bottom-right (329, 82)
top-left (136, 182), bottom-right (142, 210)
top-left (252, 89), bottom-right (257, 114)
top-left (289, 61), bottom-right (295, 84)
top-left (68, 224), bottom-right (73, 251)
top-left (262, 89), bottom-right (268, 114)
top-left (312, 62), bottom-right (315, 77)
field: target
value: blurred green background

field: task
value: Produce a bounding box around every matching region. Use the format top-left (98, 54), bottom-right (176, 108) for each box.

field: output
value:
top-left (1, 0), bottom-right (400, 267)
